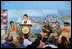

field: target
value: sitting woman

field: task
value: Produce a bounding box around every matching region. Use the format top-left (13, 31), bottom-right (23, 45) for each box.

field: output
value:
top-left (50, 21), bottom-right (61, 37)
top-left (41, 20), bottom-right (52, 37)
top-left (9, 21), bottom-right (18, 42)
top-left (58, 22), bottom-right (71, 43)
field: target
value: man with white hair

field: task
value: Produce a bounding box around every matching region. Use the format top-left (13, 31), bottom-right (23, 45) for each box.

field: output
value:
top-left (58, 22), bottom-right (71, 43)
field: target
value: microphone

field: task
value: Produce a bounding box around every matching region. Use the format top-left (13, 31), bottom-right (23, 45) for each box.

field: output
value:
top-left (26, 21), bottom-right (27, 23)
top-left (24, 21), bottom-right (25, 24)
top-left (24, 21), bottom-right (27, 24)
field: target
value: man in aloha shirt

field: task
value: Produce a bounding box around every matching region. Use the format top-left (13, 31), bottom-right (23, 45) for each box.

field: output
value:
top-left (58, 22), bottom-right (71, 43)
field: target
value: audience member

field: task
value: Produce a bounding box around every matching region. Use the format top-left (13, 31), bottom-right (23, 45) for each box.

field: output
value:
top-left (42, 36), bottom-right (48, 44)
top-left (31, 39), bottom-right (40, 48)
top-left (23, 35), bottom-right (32, 47)
top-left (17, 37), bottom-right (26, 48)
top-left (58, 36), bottom-right (69, 48)
top-left (2, 37), bottom-right (11, 48)
top-left (7, 43), bottom-right (16, 48)
top-left (44, 37), bottom-right (58, 48)
top-left (37, 34), bottom-right (45, 48)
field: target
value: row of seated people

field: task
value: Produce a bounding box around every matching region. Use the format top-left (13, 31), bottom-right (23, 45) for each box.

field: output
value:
top-left (1, 34), bottom-right (71, 48)
top-left (8, 20), bottom-right (71, 44)
top-left (40, 20), bottom-right (71, 43)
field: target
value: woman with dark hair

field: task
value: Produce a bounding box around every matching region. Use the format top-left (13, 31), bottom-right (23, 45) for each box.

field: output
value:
top-left (22, 14), bottom-right (31, 24)
top-left (21, 14), bottom-right (31, 40)
top-left (9, 21), bottom-right (18, 42)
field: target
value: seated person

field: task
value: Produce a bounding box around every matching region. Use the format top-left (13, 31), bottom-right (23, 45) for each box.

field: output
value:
top-left (23, 35), bottom-right (32, 47)
top-left (37, 34), bottom-right (45, 48)
top-left (7, 43), bottom-right (16, 48)
top-left (2, 37), bottom-right (11, 48)
top-left (9, 21), bottom-right (18, 42)
top-left (50, 21), bottom-right (61, 37)
top-left (17, 37), bottom-right (26, 48)
top-left (43, 36), bottom-right (58, 48)
top-left (41, 20), bottom-right (52, 37)
top-left (42, 36), bottom-right (48, 45)
top-left (58, 22), bottom-right (71, 43)
top-left (58, 36), bottom-right (69, 48)
top-left (30, 39), bottom-right (40, 48)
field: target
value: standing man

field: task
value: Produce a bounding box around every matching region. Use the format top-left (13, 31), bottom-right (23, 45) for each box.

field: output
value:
top-left (22, 14), bottom-right (31, 40)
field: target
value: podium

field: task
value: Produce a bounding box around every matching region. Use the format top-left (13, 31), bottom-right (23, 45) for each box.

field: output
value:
top-left (20, 24), bottom-right (32, 40)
